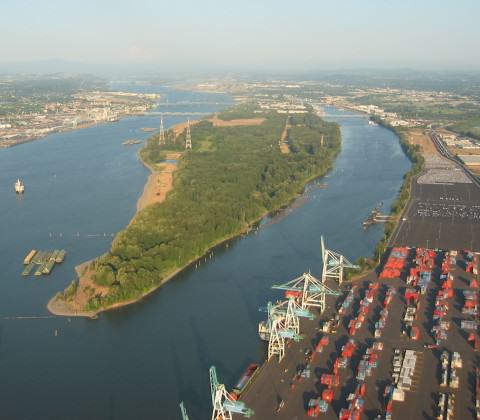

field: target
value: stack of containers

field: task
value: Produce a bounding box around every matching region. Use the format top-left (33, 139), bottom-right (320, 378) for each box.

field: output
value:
top-left (429, 253), bottom-right (452, 345)
top-left (404, 287), bottom-right (420, 306)
top-left (348, 283), bottom-right (378, 336)
top-left (339, 343), bottom-right (383, 420)
top-left (396, 350), bottom-right (418, 392)
top-left (315, 336), bottom-right (329, 354)
top-left (306, 398), bottom-right (328, 417)
top-left (356, 344), bottom-right (381, 381)
top-left (462, 290), bottom-right (478, 316)
top-left (380, 247), bottom-right (409, 279)
top-left (319, 340), bottom-right (359, 413)
top-left (464, 250), bottom-right (479, 275)
top-left (374, 286), bottom-right (396, 338)
top-left (383, 287), bottom-right (396, 307)
top-left (418, 271), bottom-right (432, 294)
top-left (338, 286), bottom-right (356, 317)
top-left (383, 385), bottom-right (395, 419)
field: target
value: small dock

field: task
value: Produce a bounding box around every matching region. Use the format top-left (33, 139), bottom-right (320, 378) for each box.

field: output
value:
top-left (362, 208), bottom-right (393, 230)
top-left (21, 249), bottom-right (66, 277)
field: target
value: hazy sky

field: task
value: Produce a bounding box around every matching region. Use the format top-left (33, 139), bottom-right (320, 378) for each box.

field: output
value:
top-left (1, 0), bottom-right (480, 72)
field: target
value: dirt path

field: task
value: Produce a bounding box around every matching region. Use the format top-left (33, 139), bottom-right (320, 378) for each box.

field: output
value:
top-left (208, 116), bottom-right (265, 127)
top-left (279, 117), bottom-right (290, 154)
top-left (172, 120), bottom-right (200, 136)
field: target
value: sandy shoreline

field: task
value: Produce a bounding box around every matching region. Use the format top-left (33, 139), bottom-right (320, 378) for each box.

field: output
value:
top-left (47, 120), bottom-right (191, 317)
top-left (136, 152), bottom-right (181, 213)
top-left (47, 115), bottom-right (331, 318)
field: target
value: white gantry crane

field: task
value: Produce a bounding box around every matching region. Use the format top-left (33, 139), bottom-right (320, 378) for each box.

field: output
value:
top-left (258, 299), bottom-right (313, 340)
top-left (210, 366), bottom-right (254, 420)
top-left (179, 401), bottom-right (189, 420)
top-left (321, 235), bottom-right (359, 285)
top-left (272, 272), bottom-right (341, 312)
top-left (258, 298), bottom-right (311, 361)
top-left (267, 316), bottom-right (302, 361)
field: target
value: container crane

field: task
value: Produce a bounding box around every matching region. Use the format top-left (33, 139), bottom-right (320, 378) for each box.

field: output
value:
top-left (321, 235), bottom-right (359, 285)
top-left (258, 298), bottom-right (313, 340)
top-left (210, 366), bottom-right (254, 420)
top-left (268, 317), bottom-right (302, 361)
top-left (179, 401), bottom-right (189, 420)
top-left (272, 272), bottom-right (340, 312)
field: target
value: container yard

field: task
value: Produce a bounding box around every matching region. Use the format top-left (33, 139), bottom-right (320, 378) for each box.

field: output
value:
top-left (222, 246), bottom-right (480, 420)
top-left (197, 138), bottom-right (480, 420)
top-left (21, 249), bottom-right (66, 277)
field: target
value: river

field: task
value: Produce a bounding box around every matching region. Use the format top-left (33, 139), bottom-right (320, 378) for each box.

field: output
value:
top-left (0, 91), bottom-right (410, 419)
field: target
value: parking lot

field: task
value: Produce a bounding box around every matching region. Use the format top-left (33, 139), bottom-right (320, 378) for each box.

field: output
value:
top-left (392, 164), bottom-right (480, 250)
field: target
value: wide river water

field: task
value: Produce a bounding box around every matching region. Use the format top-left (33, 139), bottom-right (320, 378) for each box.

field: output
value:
top-left (0, 89), bottom-right (410, 420)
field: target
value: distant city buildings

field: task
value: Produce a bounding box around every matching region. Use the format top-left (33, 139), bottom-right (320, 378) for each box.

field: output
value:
top-left (0, 91), bottom-right (159, 148)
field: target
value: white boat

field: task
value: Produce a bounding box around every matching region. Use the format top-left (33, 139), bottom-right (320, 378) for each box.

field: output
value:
top-left (15, 179), bottom-right (25, 194)
top-left (368, 120), bottom-right (378, 126)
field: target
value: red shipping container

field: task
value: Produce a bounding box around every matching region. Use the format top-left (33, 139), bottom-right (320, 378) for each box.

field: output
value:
top-left (322, 389), bottom-right (334, 403)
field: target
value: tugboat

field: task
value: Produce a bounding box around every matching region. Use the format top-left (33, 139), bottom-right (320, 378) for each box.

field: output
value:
top-left (15, 179), bottom-right (25, 194)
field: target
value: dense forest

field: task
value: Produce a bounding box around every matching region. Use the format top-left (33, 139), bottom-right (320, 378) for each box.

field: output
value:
top-left (80, 106), bottom-right (341, 310)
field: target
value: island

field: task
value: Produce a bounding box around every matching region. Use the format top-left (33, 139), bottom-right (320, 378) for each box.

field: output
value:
top-left (48, 103), bottom-right (341, 317)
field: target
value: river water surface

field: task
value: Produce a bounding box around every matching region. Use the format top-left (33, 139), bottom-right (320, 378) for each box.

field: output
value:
top-left (0, 94), bottom-right (410, 419)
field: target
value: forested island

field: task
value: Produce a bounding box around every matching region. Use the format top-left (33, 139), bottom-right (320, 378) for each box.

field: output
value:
top-left (49, 105), bottom-right (341, 316)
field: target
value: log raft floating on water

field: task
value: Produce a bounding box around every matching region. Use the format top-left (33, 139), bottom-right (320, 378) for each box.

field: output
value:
top-left (20, 249), bottom-right (66, 277)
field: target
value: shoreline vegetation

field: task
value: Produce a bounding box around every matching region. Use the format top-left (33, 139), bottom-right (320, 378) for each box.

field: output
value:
top-left (48, 104), bottom-right (342, 317)
top-left (346, 116), bottom-right (425, 281)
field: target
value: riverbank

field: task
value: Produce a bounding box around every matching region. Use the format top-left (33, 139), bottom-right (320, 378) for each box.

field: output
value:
top-left (47, 120), bottom-right (191, 317)
top-left (49, 168), bottom-right (337, 318)
top-left (48, 110), bottom-right (341, 317)
top-left (349, 121), bottom-right (426, 279)
top-left (136, 152), bottom-right (181, 213)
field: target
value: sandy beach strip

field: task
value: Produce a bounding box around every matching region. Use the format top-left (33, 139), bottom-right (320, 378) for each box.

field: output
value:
top-left (136, 152), bottom-right (181, 213)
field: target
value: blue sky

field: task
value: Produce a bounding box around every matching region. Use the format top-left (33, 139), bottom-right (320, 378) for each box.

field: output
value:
top-left (1, 0), bottom-right (479, 71)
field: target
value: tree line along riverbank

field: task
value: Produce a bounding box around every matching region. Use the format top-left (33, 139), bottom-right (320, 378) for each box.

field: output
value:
top-left (349, 117), bottom-right (425, 279)
top-left (49, 105), bottom-right (342, 315)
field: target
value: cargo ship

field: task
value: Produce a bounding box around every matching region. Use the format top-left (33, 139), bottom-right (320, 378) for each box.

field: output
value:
top-left (233, 363), bottom-right (259, 396)
top-left (15, 179), bottom-right (25, 194)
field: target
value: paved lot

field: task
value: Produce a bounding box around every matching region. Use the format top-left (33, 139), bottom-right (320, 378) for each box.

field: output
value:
top-left (236, 252), bottom-right (478, 420)
top-left (233, 142), bottom-right (480, 420)
top-left (392, 180), bottom-right (480, 251)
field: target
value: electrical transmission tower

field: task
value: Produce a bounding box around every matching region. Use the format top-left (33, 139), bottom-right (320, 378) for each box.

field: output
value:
top-left (159, 115), bottom-right (165, 145)
top-left (185, 120), bottom-right (192, 149)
